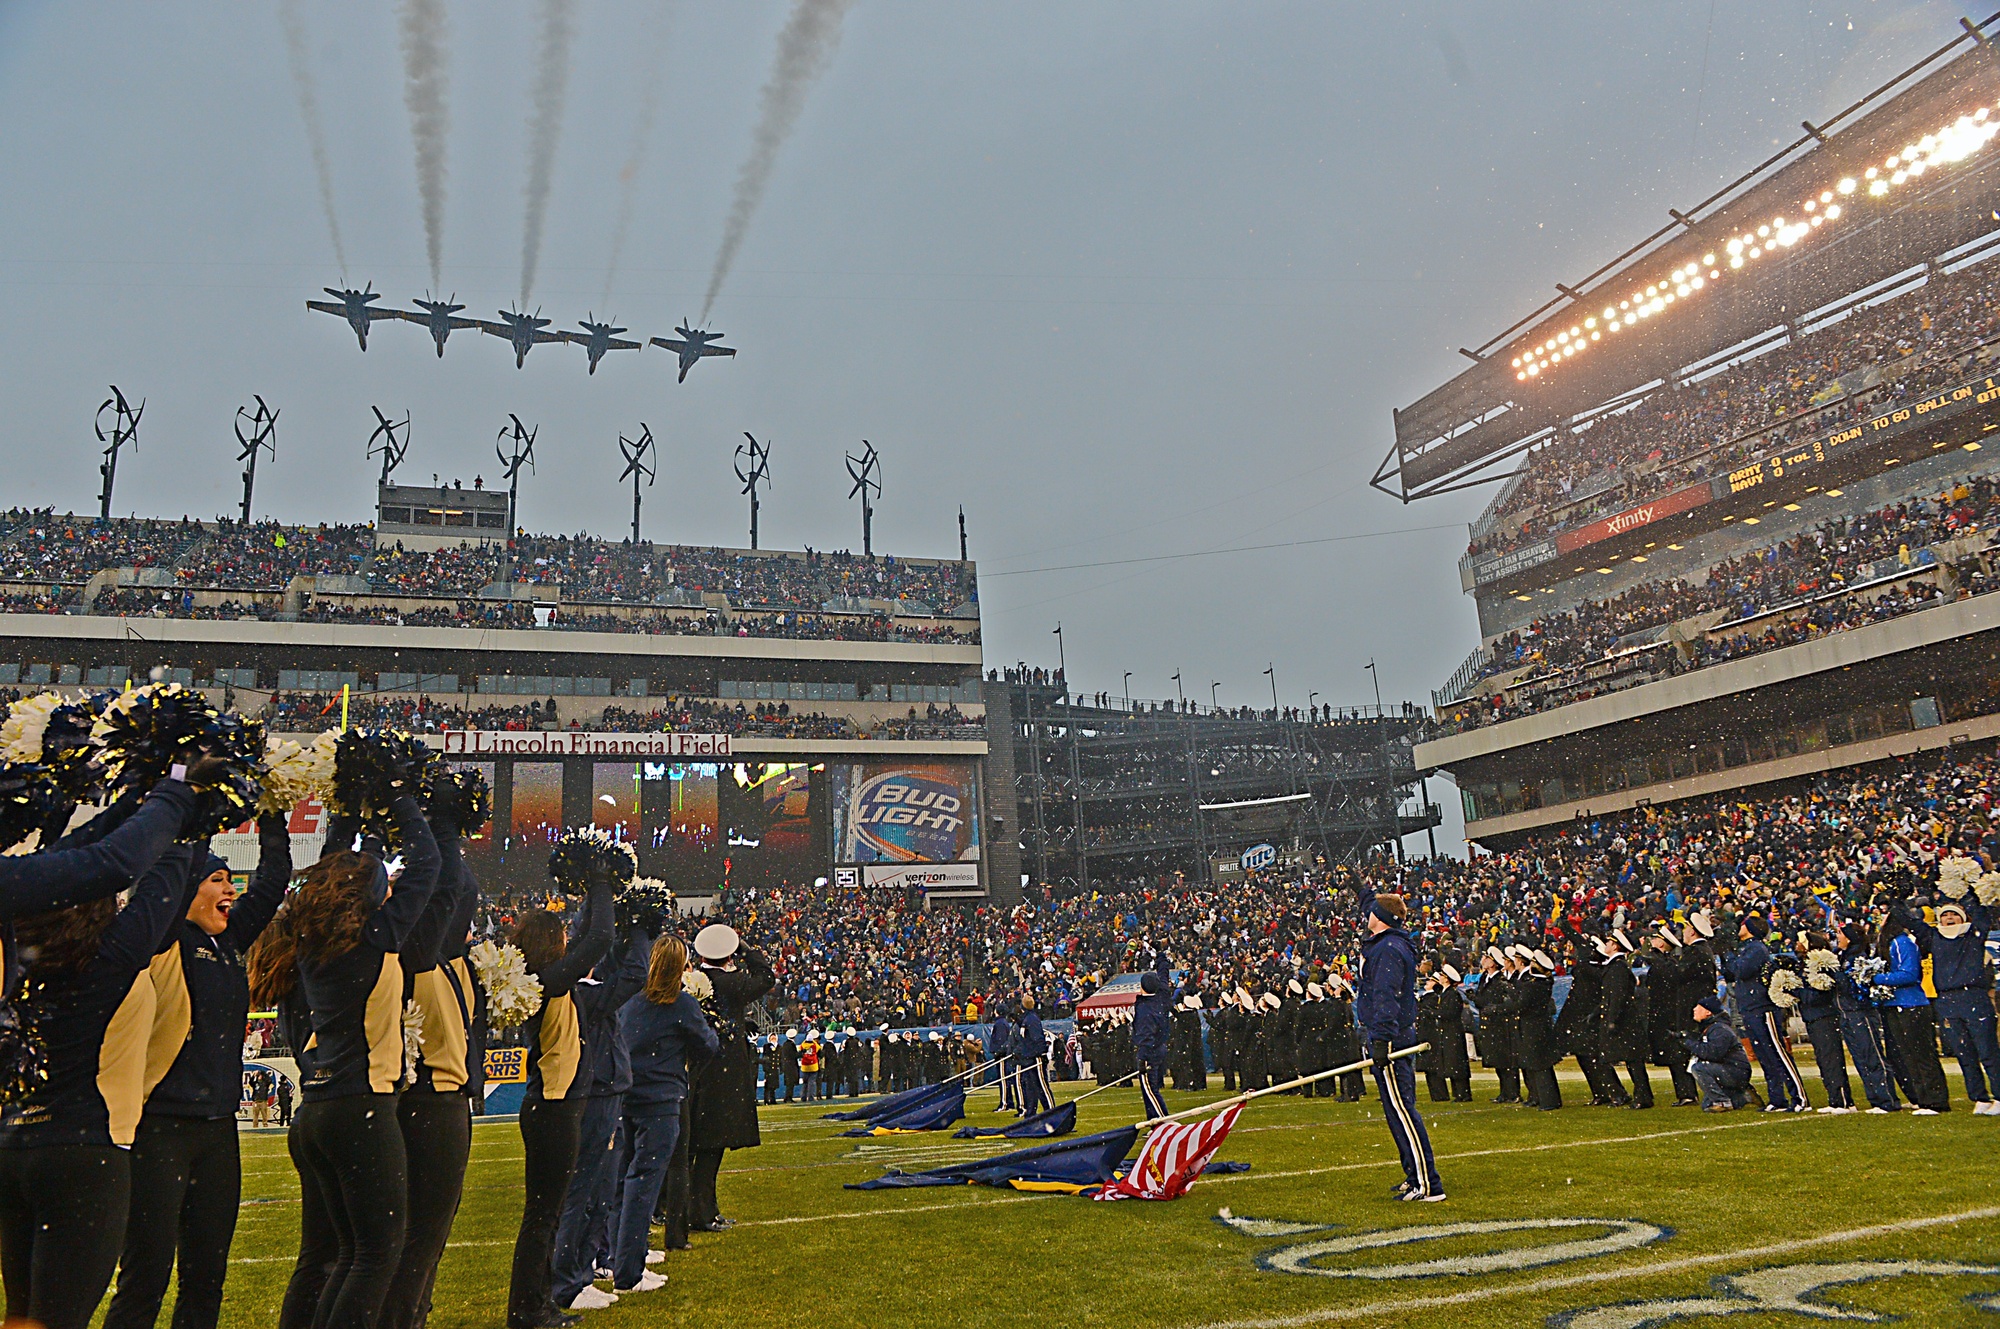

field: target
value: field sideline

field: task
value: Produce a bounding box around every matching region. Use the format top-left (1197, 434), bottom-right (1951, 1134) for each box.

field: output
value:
top-left (206, 1072), bottom-right (2000, 1329)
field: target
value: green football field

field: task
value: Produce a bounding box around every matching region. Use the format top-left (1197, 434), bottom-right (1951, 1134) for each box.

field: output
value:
top-left (208, 1069), bottom-right (2000, 1329)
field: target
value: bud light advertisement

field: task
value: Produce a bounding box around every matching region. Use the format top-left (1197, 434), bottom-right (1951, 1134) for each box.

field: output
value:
top-left (832, 763), bottom-right (981, 864)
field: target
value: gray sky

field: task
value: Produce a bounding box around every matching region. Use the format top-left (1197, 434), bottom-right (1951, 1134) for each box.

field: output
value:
top-left (0, 1), bottom-right (1965, 850)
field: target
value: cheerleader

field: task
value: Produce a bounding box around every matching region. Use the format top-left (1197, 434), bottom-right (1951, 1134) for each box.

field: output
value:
top-left (252, 788), bottom-right (440, 1329)
top-left (506, 864), bottom-right (614, 1329)
top-left (380, 807), bottom-right (479, 1329)
top-left (612, 936), bottom-right (716, 1293)
top-left (101, 813), bottom-right (293, 1329)
top-left (0, 839), bottom-right (201, 1329)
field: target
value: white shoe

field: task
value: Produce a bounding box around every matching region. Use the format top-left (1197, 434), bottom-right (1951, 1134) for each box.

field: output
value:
top-left (1910, 1107), bottom-right (1940, 1116)
top-left (646, 1248), bottom-right (666, 1263)
top-left (616, 1271), bottom-right (668, 1294)
top-left (1815, 1106), bottom-right (1838, 1114)
top-left (1864, 1106), bottom-right (1892, 1114)
top-left (1973, 1100), bottom-right (2000, 1116)
top-left (569, 1287), bottom-right (619, 1310)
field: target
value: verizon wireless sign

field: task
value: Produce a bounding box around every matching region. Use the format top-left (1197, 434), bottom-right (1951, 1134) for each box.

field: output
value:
top-left (860, 862), bottom-right (981, 891)
top-left (439, 730), bottom-right (732, 758)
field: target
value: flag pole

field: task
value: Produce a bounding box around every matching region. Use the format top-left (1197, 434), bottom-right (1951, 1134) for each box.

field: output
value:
top-left (1135, 1043), bottom-right (1430, 1128)
top-left (1066, 1069), bottom-right (1139, 1104)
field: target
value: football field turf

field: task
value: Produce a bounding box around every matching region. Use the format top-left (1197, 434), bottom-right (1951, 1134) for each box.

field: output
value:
top-left (214, 1073), bottom-right (2000, 1328)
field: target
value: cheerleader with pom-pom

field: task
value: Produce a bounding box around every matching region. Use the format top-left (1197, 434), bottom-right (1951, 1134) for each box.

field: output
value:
top-left (101, 810), bottom-right (294, 1329)
top-left (381, 769), bottom-right (489, 1329)
top-left (0, 841), bottom-right (206, 1329)
top-left (505, 835), bottom-right (618, 1329)
top-left (248, 752), bottom-right (440, 1329)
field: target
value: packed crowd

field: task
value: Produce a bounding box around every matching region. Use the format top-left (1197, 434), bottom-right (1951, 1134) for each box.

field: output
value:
top-left (0, 507), bottom-right (977, 637)
top-left (0, 514), bottom-right (206, 582)
top-left (171, 522), bottom-right (373, 589)
top-left (508, 536), bottom-right (975, 612)
top-left (1445, 478), bottom-right (2000, 733)
top-left (1469, 254), bottom-right (2000, 559)
top-left (261, 693), bottom-right (868, 739)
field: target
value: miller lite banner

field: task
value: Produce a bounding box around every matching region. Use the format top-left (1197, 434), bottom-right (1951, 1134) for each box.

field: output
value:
top-left (832, 762), bottom-right (982, 864)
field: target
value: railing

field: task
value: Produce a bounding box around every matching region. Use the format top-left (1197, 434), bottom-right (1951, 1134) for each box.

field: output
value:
top-left (1432, 645), bottom-right (1492, 710)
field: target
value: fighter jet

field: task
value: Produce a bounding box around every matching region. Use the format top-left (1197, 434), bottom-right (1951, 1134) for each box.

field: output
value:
top-left (565, 316), bottom-right (641, 375)
top-left (391, 294), bottom-right (480, 357)
top-left (478, 307), bottom-right (566, 368)
top-left (306, 285), bottom-right (399, 351)
top-left (649, 323), bottom-right (736, 382)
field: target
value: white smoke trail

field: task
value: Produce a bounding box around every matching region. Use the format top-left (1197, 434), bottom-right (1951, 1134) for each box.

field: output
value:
top-left (277, 0), bottom-right (347, 278)
top-left (398, 0), bottom-right (451, 288)
top-left (701, 0), bottom-right (855, 320)
top-left (520, 0), bottom-right (578, 304)
top-left (602, 6), bottom-right (676, 305)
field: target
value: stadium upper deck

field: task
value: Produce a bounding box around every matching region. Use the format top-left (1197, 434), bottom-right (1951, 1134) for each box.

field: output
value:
top-left (0, 509), bottom-right (977, 644)
top-left (1407, 17), bottom-right (2000, 844)
top-left (1381, 20), bottom-right (2000, 508)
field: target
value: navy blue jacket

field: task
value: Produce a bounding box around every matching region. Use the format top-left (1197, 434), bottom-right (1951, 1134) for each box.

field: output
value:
top-left (149, 817), bottom-right (292, 1118)
top-left (1015, 1010), bottom-right (1046, 1062)
top-left (1130, 953), bottom-right (1171, 1058)
top-left (578, 930), bottom-right (652, 1097)
top-left (1796, 971), bottom-right (1839, 1026)
top-left (989, 1015), bottom-right (1014, 1064)
top-left (294, 795), bottom-right (441, 1101)
top-left (1357, 925), bottom-right (1419, 1046)
top-left (1685, 1016), bottom-right (1751, 1088)
top-left (1721, 937), bottom-right (1776, 1016)
top-left (1, 844), bottom-right (199, 1147)
top-left (621, 989), bottom-right (719, 1111)
top-left (1920, 896), bottom-right (1993, 1015)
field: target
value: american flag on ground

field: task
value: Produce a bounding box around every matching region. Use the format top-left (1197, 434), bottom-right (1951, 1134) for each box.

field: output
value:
top-left (1092, 1103), bottom-right (1243, 1202)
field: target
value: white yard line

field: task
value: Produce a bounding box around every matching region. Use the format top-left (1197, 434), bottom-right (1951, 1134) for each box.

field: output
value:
top-left (1210, 1114), bottom-right (1812, 1187)
top-left (1184, 1205), bottom-right (2000, 1329)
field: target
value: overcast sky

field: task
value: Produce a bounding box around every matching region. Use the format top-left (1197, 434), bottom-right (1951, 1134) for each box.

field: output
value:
top-left (0, 1), bottom-right (1969, 848)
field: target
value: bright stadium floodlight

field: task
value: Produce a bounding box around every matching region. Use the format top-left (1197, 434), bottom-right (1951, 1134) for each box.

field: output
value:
top-left (1508, 103), bottom-right (2000, 384)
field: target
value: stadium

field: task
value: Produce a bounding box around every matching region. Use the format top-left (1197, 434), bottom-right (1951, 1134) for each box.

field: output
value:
top-left (3, 9), bottom-right (2000, 1329)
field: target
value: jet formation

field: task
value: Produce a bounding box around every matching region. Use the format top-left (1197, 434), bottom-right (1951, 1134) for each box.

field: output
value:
top-left (306, 286), bottom-right (733, 380)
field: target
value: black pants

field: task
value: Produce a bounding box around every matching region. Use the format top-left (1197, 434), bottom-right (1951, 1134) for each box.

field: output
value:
top-left (0, 1143), bottom-right (130, 1329)
top-left (1882, 1006), bottom-right (1950, 1112)
top-left (1577, 1050), bottom-right (1625, 1103)
top-left (1805, 1017), bottom-right (1854, 1109)
top-left (280, 1095), bottom-right (409, 1329)
top-left (1663, 1060), bottom-right (1699, 1104)
top-left (1525, 1066), bottom-right (1561, 1110)
top-left (1336, 1069), bottom-right (1364, 1099)
top-left (689, 1146), bottom-right (725, 1228)
top-left (104, 1114), bottom-right (241, 1329)
top-left (1495, 1065), bottom-right (1521, 1101)
top-left (381, 1091), bottom-right (472, 1329)
top-left (509, 1096), bottom-right (585, 1328)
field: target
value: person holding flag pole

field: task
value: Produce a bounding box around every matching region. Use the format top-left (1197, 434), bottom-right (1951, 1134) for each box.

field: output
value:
top-left (1356, 880), bottom-right (1445, 1202)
